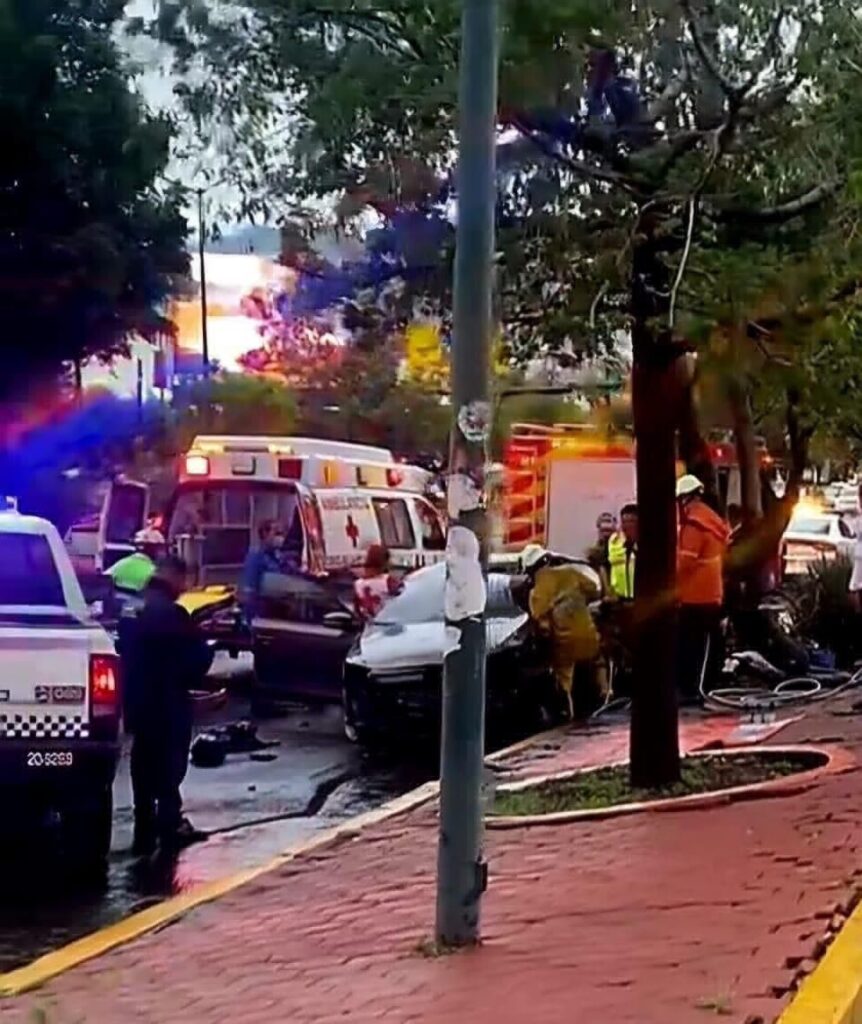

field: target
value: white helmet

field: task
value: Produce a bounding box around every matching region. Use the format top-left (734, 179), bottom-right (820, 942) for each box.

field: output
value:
top-left (134, 527), bottom-right (166, 547)
top-left (521, 543), bottom-right (549, 571)
top-left (676, 474), bottom-right (704, 499)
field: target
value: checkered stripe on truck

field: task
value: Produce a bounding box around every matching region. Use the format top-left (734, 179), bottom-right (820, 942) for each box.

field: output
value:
top-left (0, 714), bottom-right (89, 739)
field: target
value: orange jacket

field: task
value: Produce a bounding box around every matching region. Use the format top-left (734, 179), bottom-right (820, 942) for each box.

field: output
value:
top-left (677, 499), bottom-right (730, 607)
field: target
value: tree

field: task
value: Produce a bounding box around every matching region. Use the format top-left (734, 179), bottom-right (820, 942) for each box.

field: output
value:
top-left (172, 373), bottom-right (297, 448)
top-left (152, 0), bottom-right (862, 786)
top-left (0, 0), bottom-right (188, 417)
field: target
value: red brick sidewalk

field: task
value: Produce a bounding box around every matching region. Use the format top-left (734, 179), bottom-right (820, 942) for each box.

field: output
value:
top-left (4, 708), bottom-right (861, 1024)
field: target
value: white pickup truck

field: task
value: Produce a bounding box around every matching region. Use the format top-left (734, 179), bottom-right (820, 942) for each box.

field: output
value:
top-left (0, 502), bottom-right (121, 872)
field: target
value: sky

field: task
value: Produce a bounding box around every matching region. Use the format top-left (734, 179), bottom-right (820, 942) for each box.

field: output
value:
top-left (124, 0), bottom-right (251, 227)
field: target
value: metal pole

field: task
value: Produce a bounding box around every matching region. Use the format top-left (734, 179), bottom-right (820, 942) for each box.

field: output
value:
top-left (136, 357), bottom-right (143, 420)
top-left (197, 188), bottom-right (210, 377)
top-left (435, 0), bottom-right (499, 947)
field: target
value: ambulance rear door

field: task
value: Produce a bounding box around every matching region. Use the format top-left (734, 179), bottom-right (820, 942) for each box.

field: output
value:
top-left (96, 479), bottom-right (149, 571)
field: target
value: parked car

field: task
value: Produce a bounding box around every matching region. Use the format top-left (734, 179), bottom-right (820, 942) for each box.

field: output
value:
top-left (823, 481), bottom-right (859, 515)
top-left (342, 561), bottom-right (583, 747)
top-left (781, 510), bottom-right (856, 577)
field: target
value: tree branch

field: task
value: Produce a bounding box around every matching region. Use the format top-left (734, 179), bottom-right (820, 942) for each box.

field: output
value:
top-left (514, 125), bottom-right (648, 195)
top-left (680, 0), bottom-right (736, 96)
top-left (713, 180), bottom-right (841, 225)
top-left (298, 5), bottom-right (429, 61)
top-left (737, 7), bottom-right (786, 98)
top-left (681, 0), bottom-right (786, 102)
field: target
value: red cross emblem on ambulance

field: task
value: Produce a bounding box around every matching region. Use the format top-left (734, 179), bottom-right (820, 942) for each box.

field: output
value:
top-left (345, 515), bottom-right (360, 548)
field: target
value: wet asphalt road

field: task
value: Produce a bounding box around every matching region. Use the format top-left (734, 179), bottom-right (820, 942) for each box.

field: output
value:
top-left (0, 655), bottom-right (435, 973)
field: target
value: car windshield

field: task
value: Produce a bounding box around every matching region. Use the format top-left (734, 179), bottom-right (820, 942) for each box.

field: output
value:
top-left (0, 533), bottom-right (65, 606)
top-left (789, 518), bottom-right (831, 536)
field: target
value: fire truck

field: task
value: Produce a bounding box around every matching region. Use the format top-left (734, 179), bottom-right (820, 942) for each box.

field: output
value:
top-left (497, 423), bottom-right (766, 558)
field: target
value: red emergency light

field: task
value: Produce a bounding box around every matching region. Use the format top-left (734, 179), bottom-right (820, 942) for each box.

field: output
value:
top-left (386, 468), bottom-right (404, 488)
top-left (185, 454), bottom-right (210, 477)
top-left (278, 457), bottom-right (303, 480)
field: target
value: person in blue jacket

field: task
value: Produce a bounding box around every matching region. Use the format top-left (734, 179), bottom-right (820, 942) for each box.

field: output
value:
top-left (239, 520), bottom-right (287, 626)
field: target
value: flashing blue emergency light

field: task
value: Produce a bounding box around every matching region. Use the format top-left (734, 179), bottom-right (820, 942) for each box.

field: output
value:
top-left (2, 497), bottom-right (18, 513)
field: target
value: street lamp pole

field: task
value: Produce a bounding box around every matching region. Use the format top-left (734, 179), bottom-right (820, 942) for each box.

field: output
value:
top-left (196, 187), bottom-right (210, 377)
top-left (435, 0), bottom-right (499, 947)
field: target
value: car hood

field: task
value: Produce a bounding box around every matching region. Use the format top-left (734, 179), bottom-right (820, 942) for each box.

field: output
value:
top-left (347, 613), bottom-right (528, 673)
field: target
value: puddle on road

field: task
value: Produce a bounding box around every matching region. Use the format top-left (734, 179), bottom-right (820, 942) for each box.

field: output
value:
top-left (0, 684), bottom-right (532, 974)
top-left (0, 752), bottom-right (433, 973)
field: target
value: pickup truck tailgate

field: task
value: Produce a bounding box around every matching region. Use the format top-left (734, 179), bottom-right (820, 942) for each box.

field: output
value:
top-left (0, 624), bottom-right (93, 739)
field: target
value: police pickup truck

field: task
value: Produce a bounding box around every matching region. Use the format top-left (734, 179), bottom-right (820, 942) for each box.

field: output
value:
top-left (0, 502), bottom-right (120, 872)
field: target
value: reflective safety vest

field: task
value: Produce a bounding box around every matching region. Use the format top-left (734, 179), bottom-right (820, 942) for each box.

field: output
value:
top-left (607, 533), bottom-right (636, 599)
top-left (107, 552), bottom-right (155, 593)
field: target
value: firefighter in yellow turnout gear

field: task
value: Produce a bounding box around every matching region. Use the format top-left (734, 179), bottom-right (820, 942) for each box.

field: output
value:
top-left (520, 545), bottom-right (607, 720)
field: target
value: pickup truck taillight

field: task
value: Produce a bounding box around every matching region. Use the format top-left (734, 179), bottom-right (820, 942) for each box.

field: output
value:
top-left (90, 654), bottom-right (119, 718)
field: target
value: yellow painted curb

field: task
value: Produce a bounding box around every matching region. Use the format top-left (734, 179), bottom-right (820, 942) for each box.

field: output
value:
top-left (0, 717), bottom-right (570, 998)
top-left (778, 899), bottom-right (862, 1024)
top-left (0, 779), bottom-right (440, 998)
top-left (0, 712), bottom-right (803, 999)
top-left (0, 865), bottom-right (263, 997)
top-left (1, 709), bottom-right (568, 998)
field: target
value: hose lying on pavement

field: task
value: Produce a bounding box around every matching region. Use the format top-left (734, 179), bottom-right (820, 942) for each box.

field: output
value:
top-left (589, 640), bottom-right (862, 719)
top-left (700, 630), bottom-right (862, 712)
top-left (702, 669), bottom-right (862, 712)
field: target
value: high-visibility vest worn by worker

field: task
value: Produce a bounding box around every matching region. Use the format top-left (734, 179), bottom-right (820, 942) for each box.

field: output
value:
top-left (529, 564), bottom-right (602, 714)
top-left (607, 533), bottom-right (636, 599)
top-left (107, 552), bottom-right (156, 593)
top-left (678, 499), bottom-right (730, 606)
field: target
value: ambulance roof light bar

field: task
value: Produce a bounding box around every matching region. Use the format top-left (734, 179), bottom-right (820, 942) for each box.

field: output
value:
top-left (190, 435), bottom-right (394, 464)
top-left (185, 454), bottom-right (210, 477)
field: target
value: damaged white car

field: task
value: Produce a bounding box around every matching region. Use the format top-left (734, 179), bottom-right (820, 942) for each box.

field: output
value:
top-left (342, 562), bottom-right (555, 747)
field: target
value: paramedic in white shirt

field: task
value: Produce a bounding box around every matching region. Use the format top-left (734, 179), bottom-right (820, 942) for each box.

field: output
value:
top-left (848, 485), bottom-right (862, 606)
top-left (354, 544), bottom-right (402, 620)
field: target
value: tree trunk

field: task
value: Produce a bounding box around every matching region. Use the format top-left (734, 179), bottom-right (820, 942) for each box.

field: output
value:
top-left (631, 360), bottom-right (682, 787)
top-left (628, 218), bottom-right (681, 788)
top-left (727, 377), bottom-right (762, 522)
top-left (727, 389), bottom-right (809, 593)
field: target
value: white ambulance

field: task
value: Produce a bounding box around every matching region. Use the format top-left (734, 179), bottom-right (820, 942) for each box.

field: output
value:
top-left (165, 435), bottom-right (446, 579)
top-left (66, 437), bottom-right (446, 672)
top-left (157, 437), bottom-right (447, 696)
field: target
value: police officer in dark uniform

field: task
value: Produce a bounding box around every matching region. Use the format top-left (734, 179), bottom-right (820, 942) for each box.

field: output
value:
top-left (117, 555), bottom-right (214, 855)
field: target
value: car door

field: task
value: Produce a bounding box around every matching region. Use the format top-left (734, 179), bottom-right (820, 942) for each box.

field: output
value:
top-left (254, 491), bottom-right (370, 699)
top-left (255, 569), bottom-right (358, 701)
top-left (95, 479), bottom-right (149, 571)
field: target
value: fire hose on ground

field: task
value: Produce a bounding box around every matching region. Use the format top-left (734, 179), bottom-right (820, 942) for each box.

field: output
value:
top-left (588, 615), bottom-right (862, 719)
